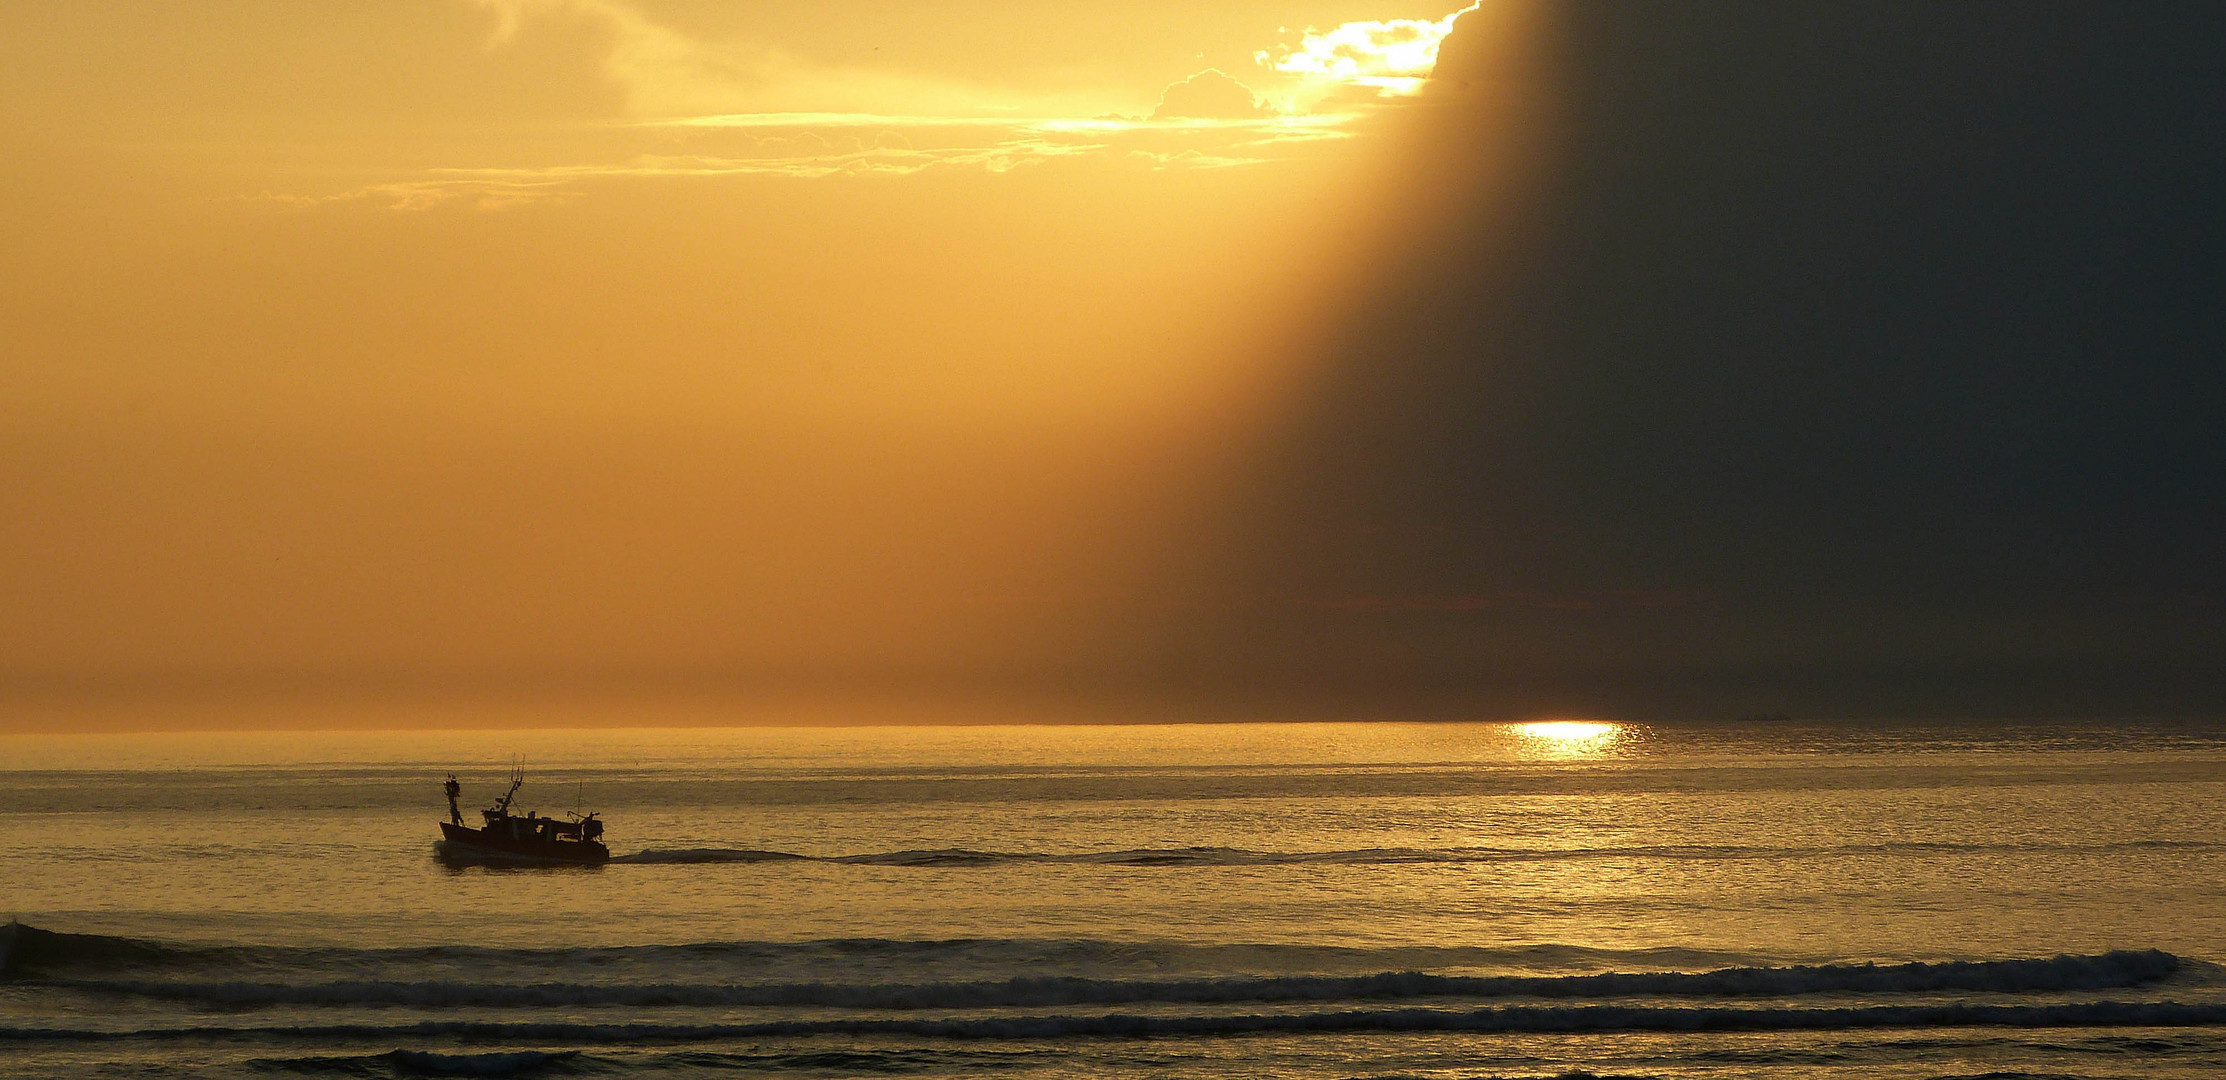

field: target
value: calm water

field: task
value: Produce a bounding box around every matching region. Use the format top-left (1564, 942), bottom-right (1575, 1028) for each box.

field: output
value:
top-left (4, 719), bottom-right (2226, 1079)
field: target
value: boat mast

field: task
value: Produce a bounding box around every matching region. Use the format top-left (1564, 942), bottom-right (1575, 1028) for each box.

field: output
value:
top-left (493, 761), bottom-right (524, 815)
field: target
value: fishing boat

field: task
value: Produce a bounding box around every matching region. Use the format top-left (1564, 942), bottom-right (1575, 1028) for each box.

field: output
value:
top-left (437, 767), bottom-right (608, 865)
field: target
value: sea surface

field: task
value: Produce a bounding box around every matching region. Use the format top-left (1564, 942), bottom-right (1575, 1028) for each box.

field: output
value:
top-left (4, 719), bottom-right (2226, 1079)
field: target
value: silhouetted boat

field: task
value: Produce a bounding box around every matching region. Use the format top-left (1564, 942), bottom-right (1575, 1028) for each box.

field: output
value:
top-left (437, 767), bottom-right (608, 865)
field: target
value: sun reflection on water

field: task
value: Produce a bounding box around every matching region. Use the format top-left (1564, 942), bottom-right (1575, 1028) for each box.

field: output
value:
top-left (1511, 720), bottom-right (1624, 756)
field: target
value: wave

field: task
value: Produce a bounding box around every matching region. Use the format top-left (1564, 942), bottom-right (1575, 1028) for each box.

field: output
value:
top-left (0, 921), bottom-right (215, 979)
top-left (610, 839), bottom-right (2220, 868)
top-left (256, 1049), bottom-right (586, 1077)
top-left (0, 922), bottom-right (1757, 981)
top-left (44, 951), bottom-right (2183, 1011)
top-left (255, 1058), bottom-right (1650, 1080)
top-left (13, 1000), bottom-right (2226, 1043)
top-left (258, 1047), bottom-right (1051, 1076)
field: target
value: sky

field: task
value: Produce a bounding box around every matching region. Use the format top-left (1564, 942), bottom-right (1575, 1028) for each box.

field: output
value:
top-left (2, 2), bottom-right (2221, 730)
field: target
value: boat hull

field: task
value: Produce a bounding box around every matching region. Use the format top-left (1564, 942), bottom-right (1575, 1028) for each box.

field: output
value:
top-left (437, 821), bottom-right (610, 865)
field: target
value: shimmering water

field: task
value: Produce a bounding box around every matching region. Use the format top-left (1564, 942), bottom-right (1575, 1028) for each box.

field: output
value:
top-left (5, 719), bottom-right (2226, 1078)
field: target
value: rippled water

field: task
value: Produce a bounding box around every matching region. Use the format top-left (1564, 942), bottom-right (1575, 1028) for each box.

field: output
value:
top-left (4, 719), bottom-right (2226, 1078)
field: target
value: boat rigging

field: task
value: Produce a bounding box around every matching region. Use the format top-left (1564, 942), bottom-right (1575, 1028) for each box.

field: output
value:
top-left (436, 764), bottom-right (609, 865)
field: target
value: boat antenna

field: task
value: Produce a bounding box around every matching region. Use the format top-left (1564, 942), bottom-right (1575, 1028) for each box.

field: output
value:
top-left (495, 756), bottom-right (524, 815)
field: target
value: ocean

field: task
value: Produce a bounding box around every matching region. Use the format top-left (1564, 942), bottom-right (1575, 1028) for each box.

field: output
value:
top-left (3, 719), bottom-right (2225, 1079)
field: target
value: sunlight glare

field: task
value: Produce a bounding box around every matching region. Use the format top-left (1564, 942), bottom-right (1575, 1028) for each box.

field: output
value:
top-left (1514, 720), bottom-right (1620, 744)
top-left (1258, 3), bottom-right (1478, 95)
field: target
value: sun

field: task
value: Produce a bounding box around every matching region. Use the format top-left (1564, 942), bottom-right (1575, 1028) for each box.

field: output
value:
top-left (1513, 720), bottom-right (1620, 744)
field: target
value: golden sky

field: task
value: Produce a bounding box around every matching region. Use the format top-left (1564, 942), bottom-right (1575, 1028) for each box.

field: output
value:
top-left (0, 1), bottom-right (1534, 726)
top-left (10, 3), bottom-right (2218, 729)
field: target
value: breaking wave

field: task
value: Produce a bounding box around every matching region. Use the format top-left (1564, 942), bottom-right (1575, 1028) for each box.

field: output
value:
top-left (45, 951), bottom-right (2184, 1010)
top-left (9, 923), bottom-right (2220, 1071)
top-left (0, 923), bottom-right (1759, 981)
top-left (13, 1000), bottom-right (2226, 1043)
top-left (252, 1049), bottom-right (588, 1076)
top-left (1, 921), bottom-right (216, 979)
top-left (246, 1047), bottom-right (1049, 1076)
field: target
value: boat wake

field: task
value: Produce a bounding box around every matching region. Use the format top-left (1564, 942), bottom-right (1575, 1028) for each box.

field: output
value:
top-left (607, 839), bottom-right (2220, 868)
top-left (608, 848), bottom-right (810, 865)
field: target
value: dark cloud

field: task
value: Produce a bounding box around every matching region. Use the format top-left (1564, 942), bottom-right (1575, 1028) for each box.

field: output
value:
top-left (1190, 1), bottom-right (2226, 718)
top-left (1152, 69), bottom-right (1271, 120)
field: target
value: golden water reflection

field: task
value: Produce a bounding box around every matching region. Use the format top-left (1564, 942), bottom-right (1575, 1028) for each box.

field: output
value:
top-left (1511, 720), bottom-right (1624, 756)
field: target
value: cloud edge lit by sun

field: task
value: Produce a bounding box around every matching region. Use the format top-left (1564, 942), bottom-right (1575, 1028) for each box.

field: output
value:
top-left (1256, 3), bottom-right (1481, 100)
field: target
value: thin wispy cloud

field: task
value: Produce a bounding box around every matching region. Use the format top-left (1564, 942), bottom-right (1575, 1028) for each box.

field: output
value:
top-left (471, 0), bottom-right (1094, 121)
top-left (280, 136), bottom-right (1291, 210)
top-left (258, 0), bottom-right (1460, 207)
top-left (279, 113), bottom-right (1364, 209)
top-left (250, 178), bottom-right (577, 212)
